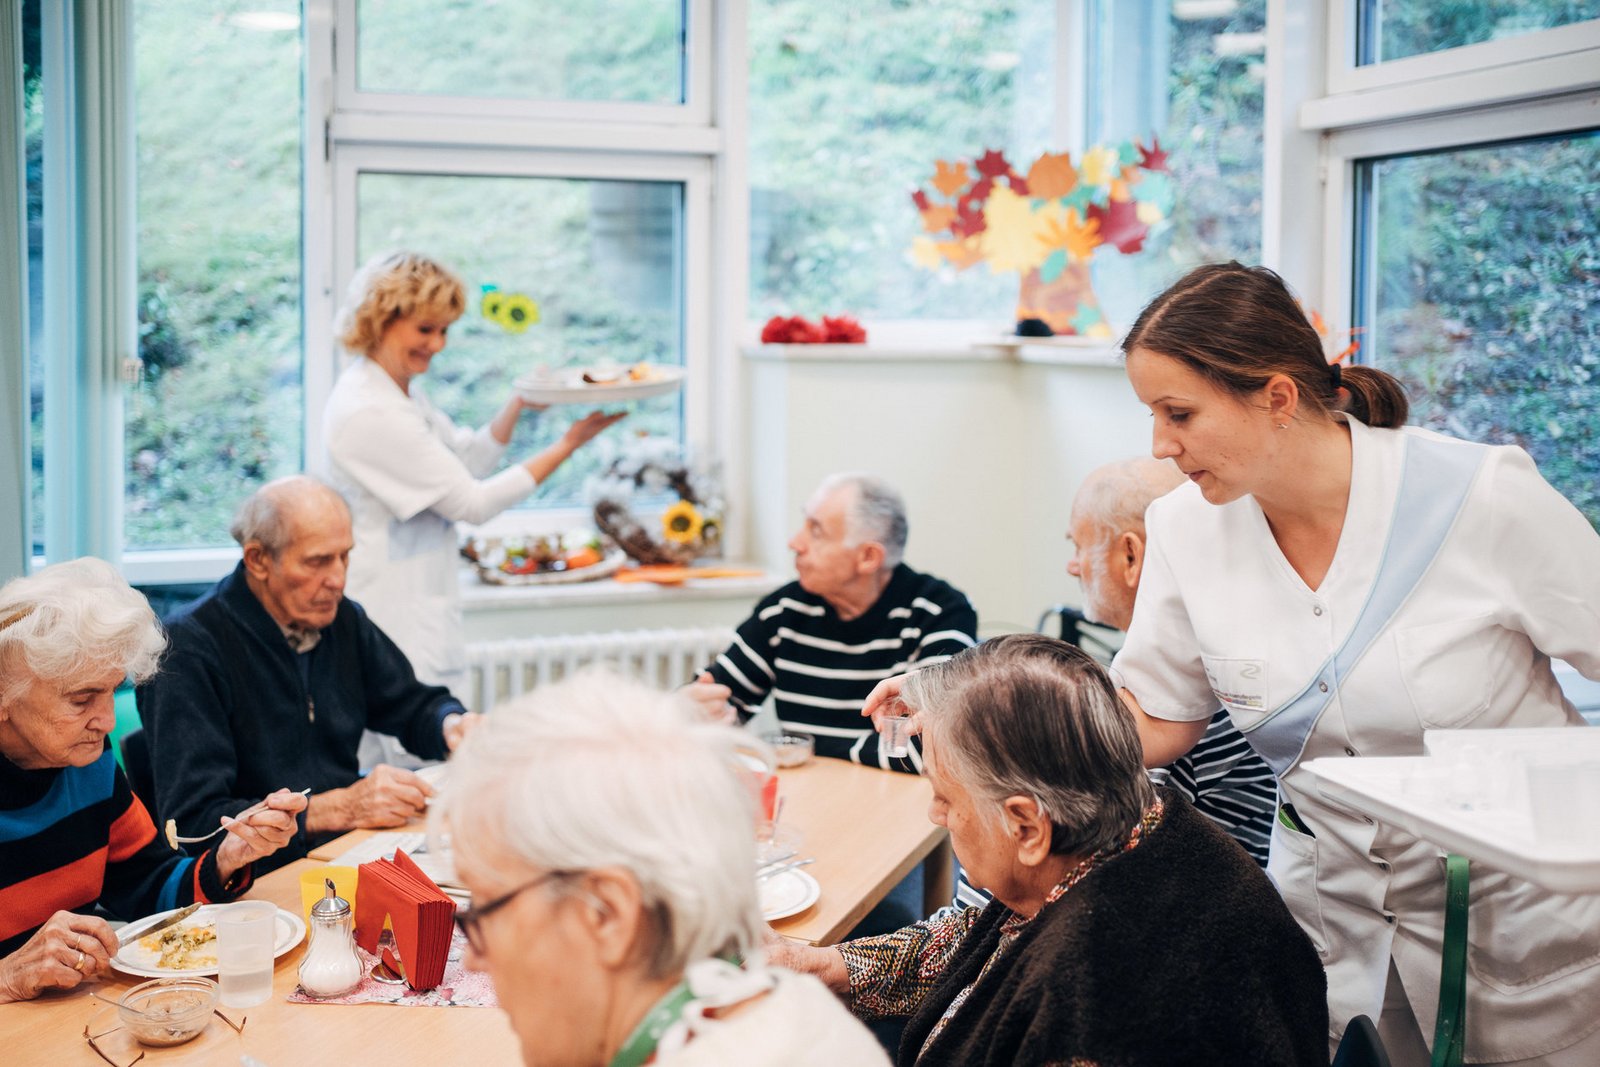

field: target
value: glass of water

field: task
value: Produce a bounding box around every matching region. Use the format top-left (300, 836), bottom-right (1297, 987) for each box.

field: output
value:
top-left (217, 900), bottom-right (278, 1007)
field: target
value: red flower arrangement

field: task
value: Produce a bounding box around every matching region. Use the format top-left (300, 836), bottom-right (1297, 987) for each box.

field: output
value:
top-left (760, 314), bottom-right (867, 344)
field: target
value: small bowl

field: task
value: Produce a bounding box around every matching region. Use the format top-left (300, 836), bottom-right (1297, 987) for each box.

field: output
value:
top-left (762, 732), bottom-right (815, 768)
top-left (118, 976), bottom-right (218, 1047)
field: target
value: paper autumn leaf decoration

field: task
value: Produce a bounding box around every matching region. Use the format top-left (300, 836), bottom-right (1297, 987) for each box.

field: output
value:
top-left (910, 136), bottom-right (1173, 277)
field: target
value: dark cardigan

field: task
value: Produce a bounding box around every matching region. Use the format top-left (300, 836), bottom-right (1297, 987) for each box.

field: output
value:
top-left (902, 790), bottom-right (1327, 1067)
top-left (138, 564), bottom-right (460, 871)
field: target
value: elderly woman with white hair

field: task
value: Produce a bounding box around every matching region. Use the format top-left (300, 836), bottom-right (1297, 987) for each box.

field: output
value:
top-left (779, 634), bottom-right (1329, 1066)
top-left (436, 671), bottom-right (888, 1066)
top-left (0, 558), bottom-right (306, 1003)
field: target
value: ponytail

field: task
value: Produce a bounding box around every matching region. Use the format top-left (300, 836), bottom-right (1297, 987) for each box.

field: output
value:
top-left (1335, 364), bottom-right (1409, 429)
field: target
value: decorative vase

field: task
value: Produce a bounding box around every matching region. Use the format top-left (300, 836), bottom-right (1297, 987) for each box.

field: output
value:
top-left (1015, 261), bottom-right (1109, 338)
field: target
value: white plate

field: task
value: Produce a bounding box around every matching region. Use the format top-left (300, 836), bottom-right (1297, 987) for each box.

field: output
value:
top-left (111, 903), bottom-right (306, 979)
top-left (760, 869), bottom-right (820, 922)
top-left (513, 363), bottom-right (685, 405)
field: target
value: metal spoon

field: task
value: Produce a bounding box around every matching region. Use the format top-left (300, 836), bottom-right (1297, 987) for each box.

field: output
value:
top-left (166, 788), bottom-right (312, 845)
top-left (757, 857), bottom-right (816, 881)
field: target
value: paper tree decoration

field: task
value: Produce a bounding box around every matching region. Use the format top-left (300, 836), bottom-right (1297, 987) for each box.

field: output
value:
top-left (910, 138), bottom-right (1175, 337)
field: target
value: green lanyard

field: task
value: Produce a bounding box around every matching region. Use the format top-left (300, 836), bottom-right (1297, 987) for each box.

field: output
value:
top-left (607, 979), bottom-right (697, 1067)
top-left (1431, 854), bottom-right (1470, 1067)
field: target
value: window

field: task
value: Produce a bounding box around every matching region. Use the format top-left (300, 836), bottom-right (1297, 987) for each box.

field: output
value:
top-left (1355, 130), bottom-right (1600, 528)
top-left (129, 0), bottom-right (304, 550)
top-left (352, 170), bottom-right (687, 507)
top-left (747, 0), bottom-right (1056, 322)
top-left (22, 0), bottom-right (42, 558)
top-left (354, 0), bottom-right (688, 103)
top-left (1357, 0), bottom-right (1600, 64)
top-left (1084, 0), bottom-right (1266, 327)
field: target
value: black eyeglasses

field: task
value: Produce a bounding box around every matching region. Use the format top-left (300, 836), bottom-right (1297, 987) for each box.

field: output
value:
top-left (454, 870), bottom-right (567, 954)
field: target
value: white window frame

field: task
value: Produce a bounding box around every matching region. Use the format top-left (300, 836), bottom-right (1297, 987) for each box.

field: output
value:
top-left (332, 0), bottom-right (714, 128)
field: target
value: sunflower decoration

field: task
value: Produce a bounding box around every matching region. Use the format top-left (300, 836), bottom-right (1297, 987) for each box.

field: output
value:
top-left (587, 435), bottom-right (724, 565)
top-left (480, 284), bottom-right (541, 334)
top-left (661, 500), bottom-right (705, 545)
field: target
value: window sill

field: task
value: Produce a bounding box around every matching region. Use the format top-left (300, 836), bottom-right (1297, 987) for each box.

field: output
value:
top-left (741, 337), bottom-right (1121, 368)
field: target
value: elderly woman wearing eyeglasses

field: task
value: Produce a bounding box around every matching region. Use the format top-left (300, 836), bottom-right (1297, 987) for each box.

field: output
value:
top-left (775, 634), bottom-right (1329, 1066)
top-left (436, 671), bottom-right (888, 1067)
top-left (0, 558), bottom-right (305, 1003)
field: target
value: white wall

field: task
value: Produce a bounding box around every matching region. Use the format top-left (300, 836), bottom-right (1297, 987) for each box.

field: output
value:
top-left (743, 346), bottom-right (1151, 636)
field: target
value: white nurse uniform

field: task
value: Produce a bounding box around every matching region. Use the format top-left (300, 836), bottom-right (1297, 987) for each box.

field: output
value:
top-left (1112, 417), bottom-right (1600, 1063)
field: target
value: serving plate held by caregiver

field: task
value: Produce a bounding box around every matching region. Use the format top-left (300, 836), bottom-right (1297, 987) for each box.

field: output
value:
top-left (111, 904), bottom-right (306, 979)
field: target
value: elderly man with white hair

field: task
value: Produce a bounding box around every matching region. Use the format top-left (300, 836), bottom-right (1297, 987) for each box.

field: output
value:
top-left (688, 472), bottom-right (977, 773)
top-left (0, 558), bottom-right (304, 1002)
top-left (437, 671), bottom-right (889, 1067)
top-left (138, 475), bottom-right (478, 873)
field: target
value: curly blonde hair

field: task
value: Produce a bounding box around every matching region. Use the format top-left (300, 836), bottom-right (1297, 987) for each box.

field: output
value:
top-left (334, 251), bottom-right (467, 357)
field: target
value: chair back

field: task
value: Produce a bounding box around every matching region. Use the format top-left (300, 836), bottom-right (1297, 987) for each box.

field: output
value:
top-left (121, 728), bottom-right (158, 822)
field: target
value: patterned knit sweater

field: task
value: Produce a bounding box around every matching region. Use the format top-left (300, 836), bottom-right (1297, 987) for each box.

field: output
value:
top-left (704, 564), bottom-right (977, 774)
top-left (0, 743), bottom-right (242, 957)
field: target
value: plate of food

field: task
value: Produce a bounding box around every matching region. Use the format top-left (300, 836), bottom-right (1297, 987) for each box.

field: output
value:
top-left (760, 869), bottom-right (821, 922)
top-left (462, 533), bottom-right (627, 586)
top-left (513, 361), bottom-right (685, 405)
top-left (111, 904), bottom-right (306, 979)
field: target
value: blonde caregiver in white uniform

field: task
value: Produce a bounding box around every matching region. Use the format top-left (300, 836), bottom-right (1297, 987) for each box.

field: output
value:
top-left (324, 252), bottom-right (624, 766)
top-left (1109, 263), bottom-right (1600, 1066)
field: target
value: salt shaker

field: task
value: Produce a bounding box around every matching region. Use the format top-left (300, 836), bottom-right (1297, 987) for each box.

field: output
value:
top-left (297, 877), bottom-right (363, 998)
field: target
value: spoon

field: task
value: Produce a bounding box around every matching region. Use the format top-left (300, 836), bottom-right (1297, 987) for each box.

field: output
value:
top-left (165, 788), bottom-right (312, 845)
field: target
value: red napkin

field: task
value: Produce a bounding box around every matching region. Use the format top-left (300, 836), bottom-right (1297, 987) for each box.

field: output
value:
top-left (760, 774), bottom-right (779, 822)
top-left (354, 849), bottom-right (457, 991)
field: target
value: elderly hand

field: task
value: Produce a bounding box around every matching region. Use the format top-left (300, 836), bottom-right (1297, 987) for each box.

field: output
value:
top-left (763, 932), bottom-right (850, 995)
top-left (0, 911), bottom-right (118, 1003)
top-left (859, 674), bottom-right (920, 734)
top-left (307, 764), bottom-right (433, 833)
top-left (442, 711), bottom-right (482, 752)
top-left (684, 673), bottom-right (739, 725)
top-left (215, 788), bottom-right (309, 882)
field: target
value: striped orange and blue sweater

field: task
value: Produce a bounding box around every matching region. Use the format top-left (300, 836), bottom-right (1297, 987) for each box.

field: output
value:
top-left (1, 742), bottom-right (246, 957)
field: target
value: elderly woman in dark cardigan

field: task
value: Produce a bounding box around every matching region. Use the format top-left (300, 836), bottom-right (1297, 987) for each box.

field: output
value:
top-left (772, 633), bottom-right (1327, 1066)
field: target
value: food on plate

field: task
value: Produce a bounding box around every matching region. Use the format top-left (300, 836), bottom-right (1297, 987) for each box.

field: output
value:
top-left (461, 532), bottom-right (611, 576)
top-left (580, 362), bottom-right (661, 386)
top-left (139, 918), bottom-right (219, 971)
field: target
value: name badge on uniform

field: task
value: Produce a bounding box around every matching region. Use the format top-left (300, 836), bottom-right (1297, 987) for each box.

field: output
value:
top-left (1202, 656), bottom-right (1268, 713)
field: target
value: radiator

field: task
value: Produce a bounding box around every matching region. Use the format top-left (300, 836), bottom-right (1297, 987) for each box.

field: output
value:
top-left (462, 626), bottom-right (735, 714)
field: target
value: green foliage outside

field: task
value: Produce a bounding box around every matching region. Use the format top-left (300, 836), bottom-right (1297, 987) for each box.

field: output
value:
top-left (1369, 0), bottom-right (1600, 61)
top-left (1368, 131), bottom-right (1600, 530)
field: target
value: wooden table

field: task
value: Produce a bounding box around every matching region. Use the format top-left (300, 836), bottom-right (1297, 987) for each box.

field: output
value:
top-left (310, 756), bottom-right (952, 946)
top-left (0, 859), bottom-right (521, 1065)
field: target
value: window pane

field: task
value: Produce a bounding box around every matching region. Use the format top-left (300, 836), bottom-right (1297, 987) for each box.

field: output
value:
top-left (1359, 1), bottom-right (1599, 64)
top-left (748, 0), bottom-right (1056, 320)
top-left (356, 173), bottom-right (685, 509)
top-left (23, 0), bottom-right (42, 557)
top-left (1359, 130), bottom-right (1600, 530)
top-left (1085, 0), bottom-right (1265, 329)
top-left (130, 1), bottom-right (304, 550)
top-left (355, 0), bottom-right (686, 104)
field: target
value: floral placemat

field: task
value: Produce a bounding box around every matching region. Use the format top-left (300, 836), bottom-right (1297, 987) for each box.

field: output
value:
top-left (286, 931), bottom-right (497, 1007)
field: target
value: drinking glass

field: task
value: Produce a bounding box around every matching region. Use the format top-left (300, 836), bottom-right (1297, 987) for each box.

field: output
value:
top-left (216, 901), bottom-right (277, 1007)
top-left (882, 716), bottom-right (912, 759)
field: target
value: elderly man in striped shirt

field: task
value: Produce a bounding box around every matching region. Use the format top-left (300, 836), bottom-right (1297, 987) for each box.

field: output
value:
top-left (687, 473), bottom-right (976, 774)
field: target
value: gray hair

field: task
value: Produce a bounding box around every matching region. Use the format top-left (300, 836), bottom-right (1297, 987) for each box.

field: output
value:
top-left (0, 557), bottom-right (166, 710)
top-left (433, 670), bottom-right (765, 978)
top-left (229, 475), bottom-right (350, 557)
top-left (816, 472), bottom-right (908, 569)
top-left (1071, 457), bottom-right (1184, 543)
top-left (901, 633), bottom-right (1154, 856)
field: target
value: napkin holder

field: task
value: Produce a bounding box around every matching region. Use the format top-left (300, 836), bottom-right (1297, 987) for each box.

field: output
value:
top-left (354, 849), bottom-right (456, 991)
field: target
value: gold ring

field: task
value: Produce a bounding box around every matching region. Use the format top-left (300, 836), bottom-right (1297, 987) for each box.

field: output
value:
top-left (73, 948), bottom-right (86, 971)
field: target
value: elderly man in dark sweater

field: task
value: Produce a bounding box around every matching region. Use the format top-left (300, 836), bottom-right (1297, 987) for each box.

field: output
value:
top-left (139, 476), bottom-right (478, 872)
top-left (686, 473), bottom-right (977, 774)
